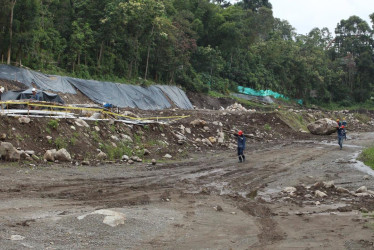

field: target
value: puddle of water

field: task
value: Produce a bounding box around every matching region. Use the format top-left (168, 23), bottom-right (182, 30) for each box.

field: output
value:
top-left (351, 151), bottom-right (374, 176)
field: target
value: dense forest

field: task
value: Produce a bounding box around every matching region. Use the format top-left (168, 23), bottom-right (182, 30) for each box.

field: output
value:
top-left (0, 0), bottom-right (374, 105)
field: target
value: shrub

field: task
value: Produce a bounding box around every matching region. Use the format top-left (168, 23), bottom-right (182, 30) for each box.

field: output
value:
top-left (47, 119), bottom-right (59, 130)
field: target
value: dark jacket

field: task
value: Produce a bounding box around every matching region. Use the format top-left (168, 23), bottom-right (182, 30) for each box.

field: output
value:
top-left (337, 127), bottom-right (345, 137)
top-left (237, 135), bottom-right (246, 149)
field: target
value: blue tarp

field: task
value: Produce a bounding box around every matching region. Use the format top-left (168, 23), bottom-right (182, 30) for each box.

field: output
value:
top-left (238, 86), bottom-right (303, 105)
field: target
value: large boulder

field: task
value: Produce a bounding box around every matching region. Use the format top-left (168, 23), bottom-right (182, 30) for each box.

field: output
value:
top-left (55, 148), bottom-right (72, 162)
top-left (44, 149), bottom-right (57, 162)
top-left (0, 142), bottom-right (20, 161)
top-left (307, 118), bottom-right (337, 135)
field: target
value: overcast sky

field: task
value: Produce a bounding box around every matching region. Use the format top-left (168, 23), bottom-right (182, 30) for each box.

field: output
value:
top-left (229, 0), bottom-right (373, 35)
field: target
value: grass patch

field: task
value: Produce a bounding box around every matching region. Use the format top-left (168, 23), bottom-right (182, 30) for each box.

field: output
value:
top-left (100, 142), bottom-right (133, 160)
top-left (264, 124), bottom-right (271, 131)
top-left (47, 119), bottom-right (59, 130)
top-left (358, 146), bottom-right (374, 169)
top-left (55, 137), bottom-right (68, 150)
top-left (277, 110), bottom-right (309, 132)
top-left (353, 113), bottom-right (371, 123)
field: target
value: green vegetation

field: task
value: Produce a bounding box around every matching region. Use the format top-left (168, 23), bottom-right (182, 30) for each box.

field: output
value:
top-left (47, 119), bottom-right (59, 130)
top-left (359, 146), bottom-right (374, 169)
top-left (100, 142), bottom-right (133, 160)
top-left (1, 1), bottom-right (374, 107)
top-left (264, 124), bottom-right (271, 131)
top-left (353, 113), bottom-right (371, 124)
top-left (54, 137), bottom-right (68, 150)
top-left (90, 131), bottom-right (100, 142)
top-left (277, 111), bottom-right (309, 132)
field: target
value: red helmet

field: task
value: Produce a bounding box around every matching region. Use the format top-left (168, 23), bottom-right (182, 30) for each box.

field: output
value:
top-left (341, 125), bottom-right (345, 129)
top-left (238, 130), bottom-right (243, 136)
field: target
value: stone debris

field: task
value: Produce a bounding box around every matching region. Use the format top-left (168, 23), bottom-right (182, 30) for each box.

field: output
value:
top-left (163, 154), bottom-right (172, 159)
top-left (0, 142), bottom-right (20, 161)
top-left (226, 103), bottom-right (256, 112)
top-left (97, 151), bottom-right (107, 161)
top-left (55, 148), bottom-right (72, 162)
top-left (315, 190), bottom-right (327, 198)
top-left (283, 187), bottom-right (297, 193)
top-left (77, 209), bottom-right (126, 227)
top-left (356, 186), bottom-right (367, 193)
top-left (75, 119), bottom-right (89, 128)
top-left (18, 117), bottom-right (31, 124)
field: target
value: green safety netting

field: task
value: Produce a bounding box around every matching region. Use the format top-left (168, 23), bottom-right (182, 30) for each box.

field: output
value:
top-left (238, 86), bottom-right (303, 105)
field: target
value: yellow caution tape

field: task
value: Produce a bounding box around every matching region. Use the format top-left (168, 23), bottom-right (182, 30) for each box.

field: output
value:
top-left (0, 101), bottom-right (190, 121)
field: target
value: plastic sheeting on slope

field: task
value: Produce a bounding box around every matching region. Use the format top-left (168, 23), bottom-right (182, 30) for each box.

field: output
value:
top-left (155, 85), bottom-right (193, 110)
top-left (69, 78), bottom-right (183, 110)
top-left (1, 88), bottom-right (64, 104)
top-left (0, 64), bottom-right (194, 109)
top-left (231, 93), bottom-right (274, 104)
top-left (0, 65), bottom-right (76, 94)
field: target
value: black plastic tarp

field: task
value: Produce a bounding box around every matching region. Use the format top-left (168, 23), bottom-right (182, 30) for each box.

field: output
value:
top-left (0, 65), bottom-right (76, 94)
top-left (0, 64), bottom-right (194, 109)
top-left (231, 93), bottom-right (274, 104)
top-left (1, 88), bottom-right (64, 104)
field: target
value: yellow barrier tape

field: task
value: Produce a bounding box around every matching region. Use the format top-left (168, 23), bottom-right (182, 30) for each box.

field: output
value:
top-left (0, 101), bottom-right (190, 121)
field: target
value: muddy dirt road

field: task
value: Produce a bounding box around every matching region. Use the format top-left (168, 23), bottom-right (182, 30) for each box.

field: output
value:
top-left (1, 133), bottom-right (374, 249)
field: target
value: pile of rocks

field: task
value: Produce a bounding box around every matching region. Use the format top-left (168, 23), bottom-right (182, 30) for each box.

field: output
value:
top-left (225, 103), bottom-right (256, 112)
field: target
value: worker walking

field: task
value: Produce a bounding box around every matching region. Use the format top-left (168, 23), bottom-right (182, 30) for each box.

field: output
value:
top-left (337, 125), bottom-right (345, 150)
top-left (235, 130), bottom-right (246, 163)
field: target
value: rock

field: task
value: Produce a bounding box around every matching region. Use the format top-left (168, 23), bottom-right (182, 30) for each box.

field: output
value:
top-left (323, 181), bottom-right (335, 189)
top-left (77, 209), bottom-right (126, 227)
top-left (82, 161), bottom-right (90, 166)
top-left (315, 201), bottom-right (321, 206)
top-left (190, 119), bottom-right (207, 127)
top-left (202, 138), bottom-right (213, 147)
top-left (18, 117), bottom-right (31, 124)
top-left (95, 126), bottom-right (100, 132)
top-left (315, 190), bottom-right (327, 198)
top-left (122, 155), bottom-right (129, 161)
top-left (136, 158), bottom-right (142, 162)
top-left (203, 126), bottom-right (210, 131)
top-left (143, 148), bottom-right (151, 155)
top-left (307, 118), bottom-right (337, 135)
top-left (163, 154), bottom-right (172, 159)
top-left (55, 148), bottom-right (72, 162)
top-left (121, 134), bottom-right (133, 143)
top-left (363, 175), bottom-right (370, 180)
top-left (360, 207), bottom-right (369, 213)
top-left (10, 235), bottom-right (25, 241)
top-left (185, 128), bottom-right (191, 134)
top-left (175, 134), bottom-right (186, 141)
top-left (75, 119), bottom-right (90, 128)
top-left (70, 126), bottom-right (76, 130)
top-left (46, 136), bottom-right (52, 140)
top-left (44, 149), bottom-right (57, 162)
top-left (90, 113), bottom-right (102, 119)
top-left (0, 142), bottom-right (21, 161)
top-left (178, 140), bottom-right (184, 145)
top-left (336, 187), bottom-right (350, 193)
top-left (151, 159), bottom-right (156, 165)
top-left (208, 137), bottom-right (216, 144)
top-left (25, 150), bottom-right (35, 155)
top-left (0, 133), bottom-right (6, 140)
top-left (356, 192), bottom-right (370, 197)
top-left (128, 160), bottom-right (134, 164)
top-left (218, 138), bottom-right (224, 144)
top-left (178, 149), bottom-right (183, 153)
top-left (111, 135), bottom-right (120, 141)
top-left (131, 156), bottom-right (139, 161)
top-left (97, 151), bottom-right (107, 161)
top-left (214, 205), bottom-right (223, 212)
top-left (283, 187), bottom-right (297, 193)
top-left (356, 186), bottom-right (367, 193)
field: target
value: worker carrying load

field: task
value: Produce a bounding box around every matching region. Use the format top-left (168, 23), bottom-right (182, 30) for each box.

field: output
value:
top-left (234, 130), bottom-right (246, 163)
top-left (337, 124), bottom-right (346, 150)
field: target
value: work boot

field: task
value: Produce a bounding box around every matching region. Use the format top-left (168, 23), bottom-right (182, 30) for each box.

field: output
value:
top-left (242, 155), bottom-right (246, 162)
top-left (238, 156), bottom-right (243, 163)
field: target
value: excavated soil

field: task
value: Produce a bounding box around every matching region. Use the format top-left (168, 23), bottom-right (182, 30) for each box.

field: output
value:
top-left (1, 83), bottom-right (374, 249)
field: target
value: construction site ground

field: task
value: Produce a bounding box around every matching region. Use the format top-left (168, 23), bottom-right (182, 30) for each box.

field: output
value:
top-left (1, 91), bottom-right (374, 249)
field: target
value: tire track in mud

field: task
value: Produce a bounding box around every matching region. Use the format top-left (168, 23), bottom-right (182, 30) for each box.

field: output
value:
top-left (0, 140), bottom-right (349, 247)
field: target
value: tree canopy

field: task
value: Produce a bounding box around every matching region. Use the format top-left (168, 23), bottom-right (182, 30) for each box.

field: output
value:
top-left (0, 0), bottom-right (373, 106)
